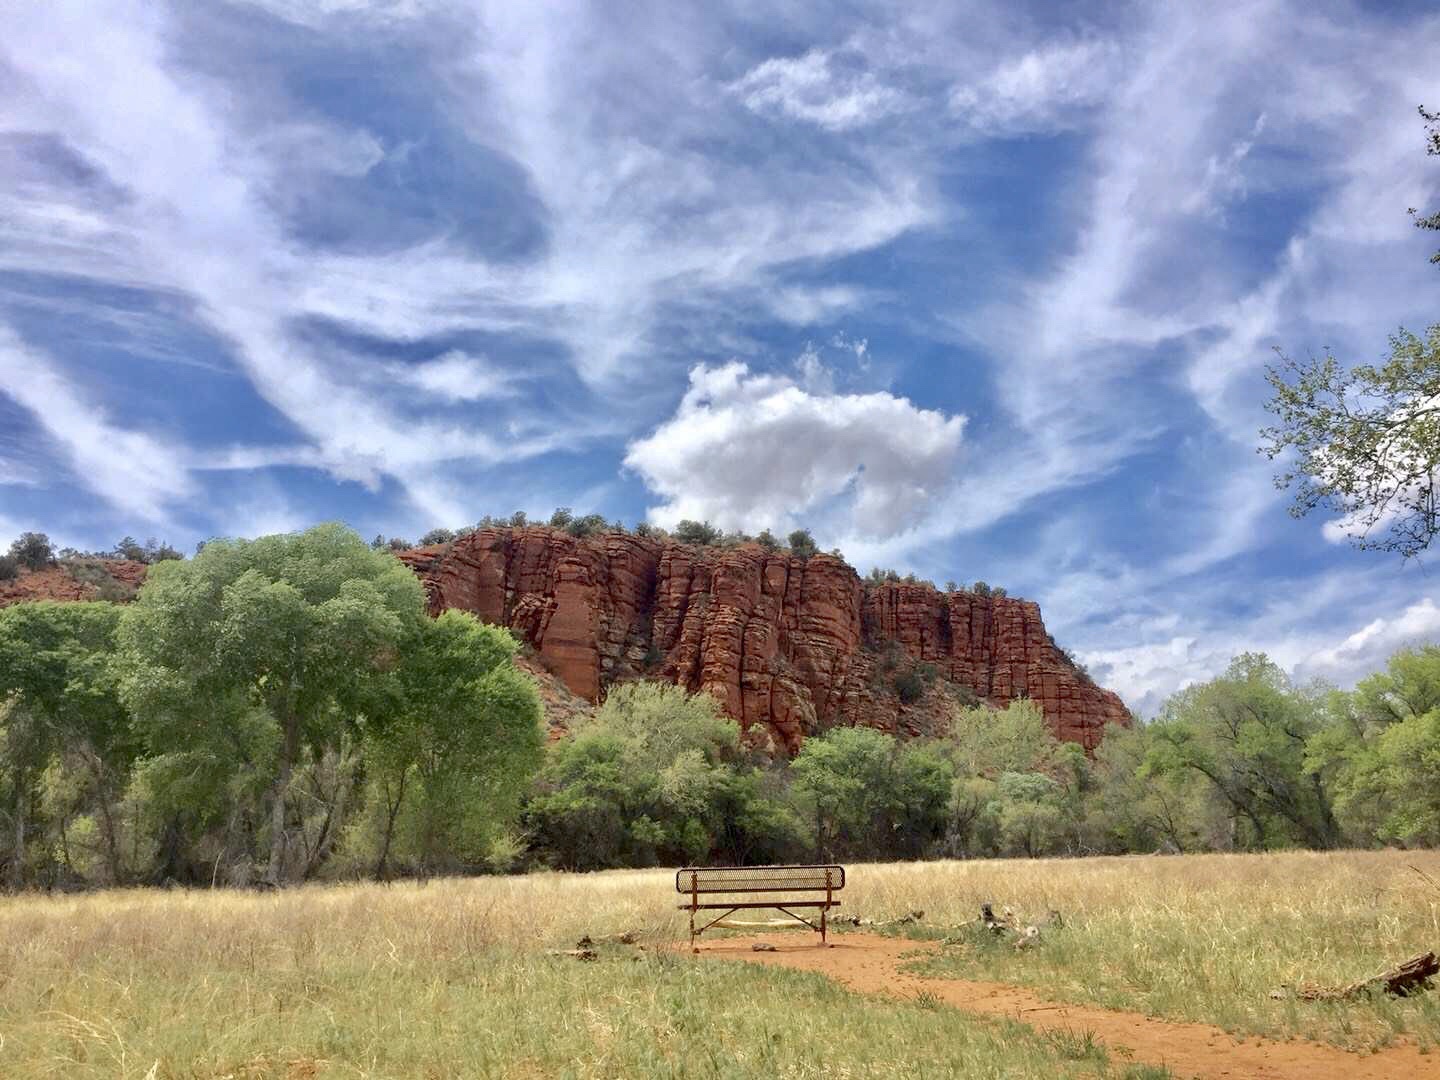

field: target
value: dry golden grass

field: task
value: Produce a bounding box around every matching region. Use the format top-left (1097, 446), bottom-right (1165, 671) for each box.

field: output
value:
top-left (0, 850), bottom-right (1437, 1075)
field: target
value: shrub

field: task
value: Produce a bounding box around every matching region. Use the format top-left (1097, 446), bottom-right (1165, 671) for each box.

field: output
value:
top-left (756, 529), bottom-right (779, 550)
top-left (945, 580), bottom-right (958, 592)
top-left (548, 507), bottom-right (573, 529)
top-left (509, 511), bottom-right (528, 528)
top-left (673, 519), bottom-right (721, 546)
top-left (419, 528), bottom-right (456, 546)
top-left (972, 581), bottom-right (991, 596)
top-left (566, 513), bottom-right (608, 537)
top-left (113, 536), bottom-right (183, 564)
top-left (0, 554), bottom-right (18, 581)
top-left (9, 532), bottom-right (55, 570)
top-left (894, 669), bottom-right (926, 704)
top-left (634, 522), bottom-right (655, 538)
top-left (787, 528), bottom-right (818, 558)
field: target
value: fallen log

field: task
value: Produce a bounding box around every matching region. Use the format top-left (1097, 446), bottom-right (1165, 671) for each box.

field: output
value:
top-left (550, 948), bottom-right (598, 961)
top-left (1271, 952), bottom-right (1438, 1001)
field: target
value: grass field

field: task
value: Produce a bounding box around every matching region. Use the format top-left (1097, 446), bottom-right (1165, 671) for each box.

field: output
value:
top-left (0, 850), bottom-right (1436, 1077)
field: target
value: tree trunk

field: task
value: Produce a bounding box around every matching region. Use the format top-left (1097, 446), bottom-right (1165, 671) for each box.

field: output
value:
top-left (374, 770), bottom-right (407, 882)
top-left (10, 783), bottom-right (26, 891)
top-left (84, 752), bottom-right (123, 885)
top-left (265, 713), bottom-right (301, 886)
top-left (303, 747), bottom-right (358, 880)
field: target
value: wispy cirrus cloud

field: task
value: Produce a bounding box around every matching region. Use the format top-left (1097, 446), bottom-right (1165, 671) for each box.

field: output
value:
top-left (2, 0), bottom-right (1440, 716)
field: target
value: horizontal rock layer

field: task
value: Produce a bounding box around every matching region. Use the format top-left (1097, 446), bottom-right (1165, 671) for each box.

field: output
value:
top-left (400, 527), bottom-right (1130, 753)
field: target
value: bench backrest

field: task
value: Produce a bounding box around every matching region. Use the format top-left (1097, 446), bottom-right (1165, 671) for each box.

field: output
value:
top-left (675, 864), bottom-right (845, 895)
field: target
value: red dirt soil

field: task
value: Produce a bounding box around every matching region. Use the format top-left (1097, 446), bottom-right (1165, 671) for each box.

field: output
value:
top-left (699, 932), bottom-right (1440, 1080)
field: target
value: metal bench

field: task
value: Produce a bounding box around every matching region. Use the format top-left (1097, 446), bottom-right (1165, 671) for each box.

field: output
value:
top-left (676, 864), bottom-right (845, 947)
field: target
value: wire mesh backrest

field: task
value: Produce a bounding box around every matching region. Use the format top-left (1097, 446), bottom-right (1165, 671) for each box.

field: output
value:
top-left (675, 864), bottom-right (845, 894)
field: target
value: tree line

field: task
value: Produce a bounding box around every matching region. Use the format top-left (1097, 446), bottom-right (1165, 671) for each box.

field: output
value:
top-left (3, 523), bottom-right (1440, 890)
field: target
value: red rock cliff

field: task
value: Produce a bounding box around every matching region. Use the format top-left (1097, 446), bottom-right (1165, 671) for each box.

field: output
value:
top-left (399, 527), bottom-right (1130, 753)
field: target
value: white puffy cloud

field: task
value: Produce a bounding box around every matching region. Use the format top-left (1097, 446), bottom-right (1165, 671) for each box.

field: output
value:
top-left (1296, 598), bottom-right (1440, 686)
top-left (624, 360), bottom-right (964, 538)
top-left (729, 49), bottom-right (909, 132)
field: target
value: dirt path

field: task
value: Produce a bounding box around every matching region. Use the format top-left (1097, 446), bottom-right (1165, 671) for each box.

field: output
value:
top-left (697, 932), bottom-right (1440, 1080)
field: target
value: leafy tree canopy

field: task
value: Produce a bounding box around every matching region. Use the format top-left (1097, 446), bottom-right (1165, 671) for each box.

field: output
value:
top-left (1262, 326), bottom-right (1440, 557)
top-left (115, 524), bottom-right (426, 884)
top-left (8, 532), bottom-right (54, 571)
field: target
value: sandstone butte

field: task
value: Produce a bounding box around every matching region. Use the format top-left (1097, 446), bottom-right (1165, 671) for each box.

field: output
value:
top-left (399, 526), bottom-right (1131, 754)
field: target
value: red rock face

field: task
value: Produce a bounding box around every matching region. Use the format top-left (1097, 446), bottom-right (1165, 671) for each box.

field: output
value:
top-left (0, 560), bottom-right (148, 607)
top-left (401, 527), bottom-right (1131, 753)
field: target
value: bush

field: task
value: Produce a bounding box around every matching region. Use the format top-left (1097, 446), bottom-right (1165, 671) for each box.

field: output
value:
top-left (894, 669), bottom-right (926, 704)
top-left (9, 532), bottom-right (55, 570)
top-left (419, 528), bottom-right (456, 546)
top-left (756, 529), bottom-right (779, 550)
top-left (673, 519), bottom-right (721, 546)
top-left (548, 507), bottom-right (573, 529)
top-left (113, 536), bottom-right (183, 564)
top-left (787, 529), bottom-right (818, 558)
top-left (509, 511), bottom-right (528, 528)
top-left (972, 581), bottom-right (991, 596)
top-left (0, 554), bottom-right (18, 581)
top-left (566, 513), bottom-right (608, 538)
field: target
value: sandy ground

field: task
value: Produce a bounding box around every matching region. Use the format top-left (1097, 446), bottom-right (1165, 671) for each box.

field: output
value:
top-left (696, 931), bottom-right (1440, 1080)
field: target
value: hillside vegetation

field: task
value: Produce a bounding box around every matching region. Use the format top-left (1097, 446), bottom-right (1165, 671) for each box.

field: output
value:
top-left (2, 524), bottom-right (1440, 889)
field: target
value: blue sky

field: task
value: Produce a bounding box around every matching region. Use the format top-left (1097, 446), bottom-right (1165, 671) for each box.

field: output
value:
top-left (2, 0), bottom-right (1439, 715)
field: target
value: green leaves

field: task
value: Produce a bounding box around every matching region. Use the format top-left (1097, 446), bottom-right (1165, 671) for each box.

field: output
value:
top-left (1262, 325), bottom-right (1440, 557)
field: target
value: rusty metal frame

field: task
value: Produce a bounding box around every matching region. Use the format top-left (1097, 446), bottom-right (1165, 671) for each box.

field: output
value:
top-left (677, 865), bottom-right (844, 948)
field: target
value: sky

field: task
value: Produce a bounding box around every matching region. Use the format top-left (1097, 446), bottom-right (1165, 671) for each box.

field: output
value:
top-left (1, 0), bottom-right (1438, 716)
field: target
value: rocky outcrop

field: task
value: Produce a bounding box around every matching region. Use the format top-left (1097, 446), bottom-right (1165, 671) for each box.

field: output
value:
top-left (400, 527), bottom-right (1130, 753)
top-left (0, 560), bottom-right (148, 607)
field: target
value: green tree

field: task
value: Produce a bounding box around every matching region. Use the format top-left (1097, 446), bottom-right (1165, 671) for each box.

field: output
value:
top-left (418, 528), bottom-right (456, 546)
top-left (548, 507), bottom-right (573, 529)
top-left (787, 528), bottom-right (818, 559)
top-left (1305, 645), bottom-right (1440, 846)
top-left (994, 771), bottom-right (1064, 857)
top-left (360, 611), bottom-right (542, 878)
top-left (1262, 326), bottom-right (1440, 557)
top-left (0, 602), bottom-right (134, 885)
top-left (9, 532), bottom-right (54, 571)
top-left (566, 513), bottom-right (608, 538)
top-left (946, 700), bottom-right (1058, 777)
top-left (1147, 654), bottom-right (1339, 850)
top-left (789, 727), bottom-right (952, 859)
top-left (1084, 722), bottom-right (1215, 854)
top-left (116, 524), bottom-right (426, 885)
top-left (525, 683), bottom-right (740, 869)
top-left (673, 520), bottom-right (721, 546)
